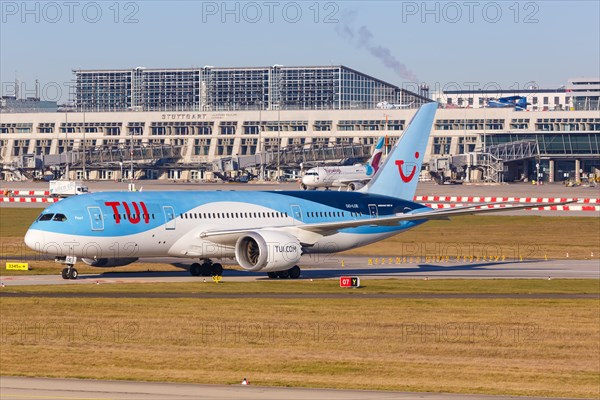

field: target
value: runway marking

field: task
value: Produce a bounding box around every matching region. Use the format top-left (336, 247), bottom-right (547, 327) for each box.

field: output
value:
top-left (1, 292), bottom-right (596, 299)
top-left (2, 394), bottom-right (114, 400)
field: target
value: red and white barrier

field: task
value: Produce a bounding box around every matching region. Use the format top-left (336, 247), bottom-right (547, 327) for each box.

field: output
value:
top-left (1, 197), bottom-right (59, 203)
top-left (415, 195), bottom-right (600, 204)
top-left (424, 203), bottom-right (600, 212)
top-left (3, 190), bottom-right (51, 197)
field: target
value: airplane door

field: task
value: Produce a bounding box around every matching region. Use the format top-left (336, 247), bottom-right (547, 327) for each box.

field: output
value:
top-left (163, 206), bottom-right (176, 230)
top-left (87, 206), bottom-right (104, 231)
top-left (290, 205), bottom-right (303, 224)
top-left (368, 204), bottom-right (378, 218)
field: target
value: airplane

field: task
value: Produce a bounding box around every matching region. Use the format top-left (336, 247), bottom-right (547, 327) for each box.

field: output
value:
top-left (300, 137), bottom-right (385, 191)
top-left (24, 103), bottom-right (566, 281)
top-left (376, 101), bottom-right (414, 109)
top-left (486, 96), bottom-right (530, 111)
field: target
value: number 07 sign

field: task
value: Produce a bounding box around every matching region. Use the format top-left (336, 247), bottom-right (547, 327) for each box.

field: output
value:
top-left (340, 276), bottom-right (360, 288)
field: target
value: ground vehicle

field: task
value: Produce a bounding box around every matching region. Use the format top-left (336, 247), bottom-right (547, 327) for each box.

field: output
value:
top-left (49, 180), bottom-right (89, 197)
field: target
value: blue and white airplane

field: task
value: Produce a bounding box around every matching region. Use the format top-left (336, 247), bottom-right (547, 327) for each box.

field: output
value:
top-left (487, 96), bottom-right (530, 111)
top-left (24, 103), bottom-right (550, 280)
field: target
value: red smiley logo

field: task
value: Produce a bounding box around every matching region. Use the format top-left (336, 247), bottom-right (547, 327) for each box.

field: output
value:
top-left (395, 152), bottom-right (420, 183)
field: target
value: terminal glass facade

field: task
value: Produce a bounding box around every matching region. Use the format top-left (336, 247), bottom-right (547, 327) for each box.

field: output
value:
top-left (73, 66), bottom-right (430, 112)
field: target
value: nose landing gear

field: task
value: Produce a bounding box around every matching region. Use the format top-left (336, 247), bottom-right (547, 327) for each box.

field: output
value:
top-left (61, 266), bottom-right (78, 280)
top-left (56, 256), bottom-right (79, 280)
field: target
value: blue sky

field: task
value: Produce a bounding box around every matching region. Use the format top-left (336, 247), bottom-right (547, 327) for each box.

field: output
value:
top-left (1, 0), bottom-right (598, 102)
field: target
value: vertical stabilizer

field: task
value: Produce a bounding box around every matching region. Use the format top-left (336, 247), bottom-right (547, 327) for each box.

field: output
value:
top-left (362, 102), bottom-right (438, 199)
top-left (366, 137), bottom-right (385, 175)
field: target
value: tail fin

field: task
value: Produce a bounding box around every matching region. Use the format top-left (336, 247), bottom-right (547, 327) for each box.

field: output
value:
top-left (365, 137), bottom-right (385, 175)
top-left (362, 102), bottom-right (438, 199)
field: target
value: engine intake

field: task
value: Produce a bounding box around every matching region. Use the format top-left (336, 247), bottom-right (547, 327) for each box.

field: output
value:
top-left (235, 231), bottom-right (301, 272)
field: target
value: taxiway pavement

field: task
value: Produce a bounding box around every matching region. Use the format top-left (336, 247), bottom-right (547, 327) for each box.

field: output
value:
top-left (0, 376), bottom-right (589, 400)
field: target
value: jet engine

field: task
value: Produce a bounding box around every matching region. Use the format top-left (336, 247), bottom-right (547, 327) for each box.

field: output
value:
top-left (81, 257), bottom-right (139, 267)
top-left (235, 231), bottom-right (302, 272)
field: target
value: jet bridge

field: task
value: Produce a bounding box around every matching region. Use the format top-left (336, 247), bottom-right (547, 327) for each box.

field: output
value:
top-left (429, 140), bottom-right (540, 183)
top-left (213, 142), bottom-right (374, 173)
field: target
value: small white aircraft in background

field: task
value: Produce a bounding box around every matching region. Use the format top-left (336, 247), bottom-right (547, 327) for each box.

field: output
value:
top-left (301, 137), bottom-right (385, 191)
top-left (376, 101), bottom-right (414, 109)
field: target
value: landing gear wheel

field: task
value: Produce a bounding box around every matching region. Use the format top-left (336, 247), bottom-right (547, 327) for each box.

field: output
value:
top-left (61, 268), bottom-right (69, 280)
top-left (348, 183), bottom-right (356, 191)
top-left (288, 265), bottom-right (301, 279)
top-left (267, 272), bottom-right (277, 279)
top-left (277, 270), bottom-right (290, 279)
top-left (211, 263), bottom-right (223, 276)
top-left (200, 263), bottom-right (212, 277)
top-left (301, 183), bottom-right (307, 190)
top-left (190, 263), bottom-right (201, 276)
top-left (68, 268), bottom-right (78, 280)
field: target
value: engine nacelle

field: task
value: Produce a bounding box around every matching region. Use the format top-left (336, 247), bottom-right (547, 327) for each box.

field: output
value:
top-left (235, 231), bottom-right (302, 272)
top-left (347, 182), bottom-right (365, 191)
top-left (81, 257), bottom-right (139, 267)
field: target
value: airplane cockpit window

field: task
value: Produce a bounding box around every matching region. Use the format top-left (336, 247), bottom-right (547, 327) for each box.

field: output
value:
top-left (305, 172), bottom-right (319, 176)
top-left (38, 213), bottom-right (54, 221)
top-left (52, 214), bottom-right (68, 222)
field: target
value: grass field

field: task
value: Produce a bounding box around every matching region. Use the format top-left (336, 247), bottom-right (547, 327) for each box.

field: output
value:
top-left (1, 207), bottom-right (599, 396)
top-left (1, 280), bottom-right (599, 398)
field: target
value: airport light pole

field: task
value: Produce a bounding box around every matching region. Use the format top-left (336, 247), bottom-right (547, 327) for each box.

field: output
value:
top-left (258, 100), bottom-right (263, 181)
top-left (130, 129), bottom-right (134, 184)
top-left (277, 105), bottom-right (281, 181)
top-left (64, 111), bottom-right (69, 180)
top-left (82, 111), bottom-right (86, 180)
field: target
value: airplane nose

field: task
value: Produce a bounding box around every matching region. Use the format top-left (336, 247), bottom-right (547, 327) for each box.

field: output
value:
top-left (24, 229), bottom-right (43, 251)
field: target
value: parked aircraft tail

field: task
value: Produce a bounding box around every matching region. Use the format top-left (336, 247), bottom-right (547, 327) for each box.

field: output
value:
top-left (365, 137), bottom-right (385, 175)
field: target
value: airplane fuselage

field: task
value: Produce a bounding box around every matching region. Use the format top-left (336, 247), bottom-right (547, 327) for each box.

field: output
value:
top-left (25, 190), bottom-right (429, 261)
top-left (301, 166), bottom-right (372, 189)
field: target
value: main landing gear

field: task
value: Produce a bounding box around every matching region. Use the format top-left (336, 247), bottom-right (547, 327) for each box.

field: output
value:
top-left (189, 259), bottom-right (223, 277)
top-left (267, 265), bottom-right (301, 279)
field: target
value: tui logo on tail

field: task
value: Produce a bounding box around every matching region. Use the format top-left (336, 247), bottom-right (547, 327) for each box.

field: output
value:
top-left (395, 152), bottom-right (420, 183)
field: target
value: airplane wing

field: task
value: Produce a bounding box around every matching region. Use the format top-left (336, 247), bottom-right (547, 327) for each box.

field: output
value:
top-left (197, 201), bottom-right (575, 242)
top-left (297, 201), bottom-right (574, 235)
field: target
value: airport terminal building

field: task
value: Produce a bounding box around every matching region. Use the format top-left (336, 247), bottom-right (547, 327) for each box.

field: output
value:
top-left (1, 66), bottom-right (598, 184)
